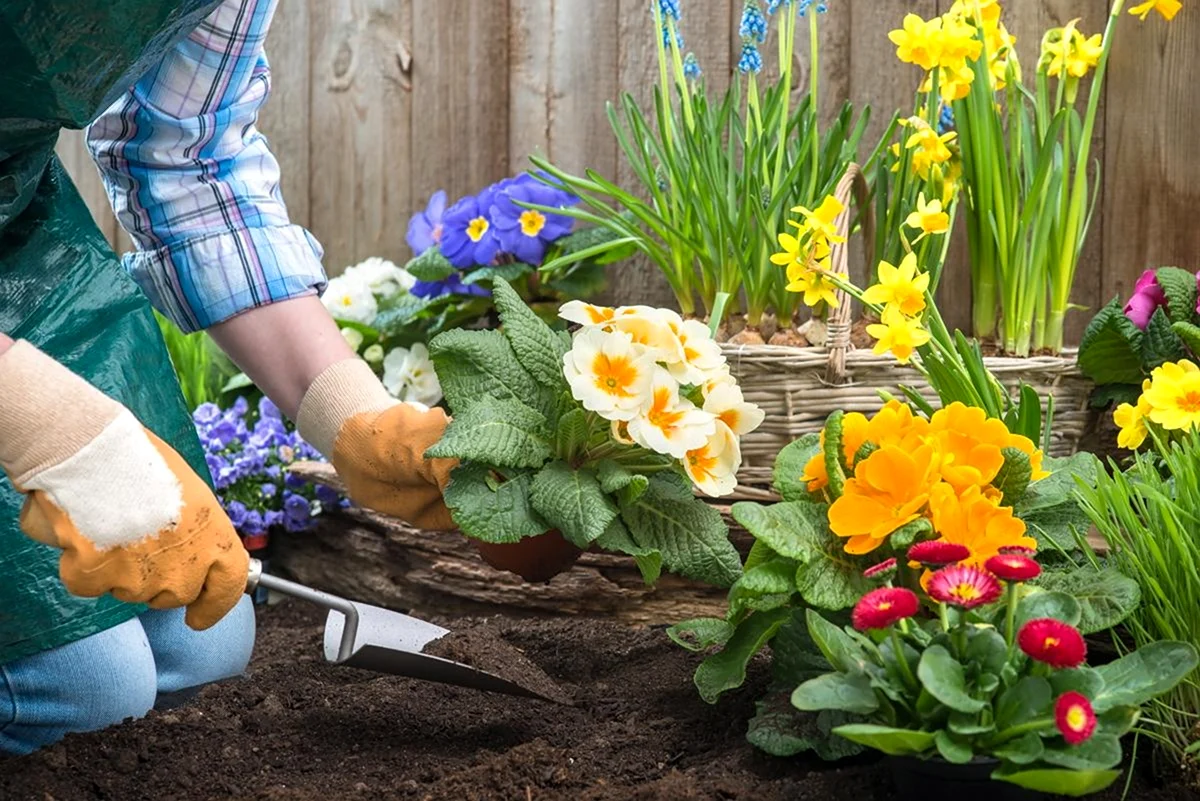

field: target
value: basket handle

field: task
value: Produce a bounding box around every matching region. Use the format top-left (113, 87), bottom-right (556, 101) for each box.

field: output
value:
top-left (824, 163), bottom-right (874, 385)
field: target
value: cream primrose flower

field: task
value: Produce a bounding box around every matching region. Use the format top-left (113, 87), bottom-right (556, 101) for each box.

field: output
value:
top-left (559, 300), bottom-right (619, 327)
top-left (349, 256), bottom-right (415, 296)
top-left (322, 272), bottom-right (378, 325)
top-left (666, 318), bottom-right (726, 386)
top-left (608, 306), bottom-right (688, 365)
top-left (382, 344), bottom-right (443, 407)
top-left (703, 380), bottom-right (765, 436)
top-left (563, 327), bottom-right (656, 421)
top-left (684, 421), bottom-right (741, 497)
top-left (627, 367), bottom-right (717, 458)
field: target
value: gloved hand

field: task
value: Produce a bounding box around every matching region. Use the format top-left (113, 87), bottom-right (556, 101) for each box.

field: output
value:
top-left (0, 341), bottom-right (248, 630)
top-left (296, 359), bottom-right (456, 530)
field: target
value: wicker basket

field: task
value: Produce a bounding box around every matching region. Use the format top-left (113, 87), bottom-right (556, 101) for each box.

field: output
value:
top-left (722, 165), bottom-right (1093, 499)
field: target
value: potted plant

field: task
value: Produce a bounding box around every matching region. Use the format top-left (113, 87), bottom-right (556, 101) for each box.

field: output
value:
top-left (793, 548), bottom-right (1197, 798)
top-left (425, 279), bottom-right (763, 584)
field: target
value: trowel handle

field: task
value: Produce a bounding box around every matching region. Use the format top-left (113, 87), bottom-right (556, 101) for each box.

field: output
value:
top-left (245, 558), bottom-right (361, 662)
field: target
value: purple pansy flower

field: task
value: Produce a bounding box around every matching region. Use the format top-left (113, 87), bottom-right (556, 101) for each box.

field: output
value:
top-left (440, 194), bottom-right (500, 268)
top-left (406, 190), bottom-right (448, 256)
top-left (490, 180), bottom-right (576, 265)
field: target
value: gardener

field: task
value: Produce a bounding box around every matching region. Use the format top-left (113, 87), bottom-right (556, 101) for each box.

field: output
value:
top-left (0, 0), bottom-right (454, 755)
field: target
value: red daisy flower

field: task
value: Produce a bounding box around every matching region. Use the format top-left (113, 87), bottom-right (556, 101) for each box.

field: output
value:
top-left (852, 587), bottom-right (920, 631)
top-left (863, 558), bottom-right (898, 581)
top-left (1055, 691), bottom-right (1097, 745)
top-left (985, 553), bottom-right (1041, 582)
top-left (926, 565), bottom-right (1002, 609)
top-left (1018, 618), bottom-right (1088, 668)
top-left (999, 545), bottom-right (1036, 556)
top-left (907, 540), bottom-right (971, 566)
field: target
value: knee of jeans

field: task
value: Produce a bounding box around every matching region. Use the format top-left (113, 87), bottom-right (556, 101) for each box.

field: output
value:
top-left (0, 618), bottom-right (157, 754)
top-left (140, 595), bottom-right (256, 694)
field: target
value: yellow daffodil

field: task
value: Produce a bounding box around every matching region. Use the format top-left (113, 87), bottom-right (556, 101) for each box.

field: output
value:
top-left (684, 421), bottom-right (741, 498)
top-left (786, 261), bottom-right (840, 309)
top-left (1043, 25), bottom-right (1104, 80)
top-left (905, 193), bottom-right (951, 239)
top-left (791, 195), bottom-right (847, 245)
top-left (948, 0), bottom-right (1001, 28)
top-left (1142, 360), bottom-right (1200, 431)
top-left (1130, 0), bottom-right (1182, 21)
top-left (862, 253), bottom-right (929, 317)
top-left (866, 305), bottom-right (931, 365)
top-left (936, 15), bottom-right (983, 70)
top-left (938, 63), bottom-right (976, 101)
top-left (889, 13), bottom-right (944, 71)
top-left (1113, 390), bottom-right (1153, 450)
top-left (627, 367), bottom-right (717, 458)
top-left (563, 327), bottom-right (656, 422)
top-left (905, 117), bottom-right (957, 179)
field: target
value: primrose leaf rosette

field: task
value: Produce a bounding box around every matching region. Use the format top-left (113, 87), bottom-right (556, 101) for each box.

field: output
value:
top-left (427, 280), bottom-right (763, 587)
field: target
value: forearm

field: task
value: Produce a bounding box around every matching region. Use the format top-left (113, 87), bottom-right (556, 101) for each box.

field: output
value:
top-left (0, 333), bottom-right (12, 356)
top-left (207, 296), bottom-right (357, 421)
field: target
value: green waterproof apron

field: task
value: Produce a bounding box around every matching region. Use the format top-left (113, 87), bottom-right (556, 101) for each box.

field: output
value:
top-left (0, 0), bottom-right (222, 664)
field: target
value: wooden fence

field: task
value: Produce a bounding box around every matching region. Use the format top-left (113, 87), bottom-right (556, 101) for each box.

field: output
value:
top-left (56, 0), bottom-right (1200, 341)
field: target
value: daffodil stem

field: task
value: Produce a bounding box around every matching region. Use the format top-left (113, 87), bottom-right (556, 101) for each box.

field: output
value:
top-left (890, 627), bottom-right (919, 691)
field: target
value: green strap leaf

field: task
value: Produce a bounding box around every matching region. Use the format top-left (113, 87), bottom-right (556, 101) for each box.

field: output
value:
top-left (528, 461), bottom-right (618, 547)
top-left (443, 464), bottom-right (549, 544)
top-left (426, 397), bottom-right (553, 469)
top-left (830, 724), bottom-right (936, 757)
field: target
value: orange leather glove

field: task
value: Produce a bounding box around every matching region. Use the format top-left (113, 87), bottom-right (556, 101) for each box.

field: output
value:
top-left (296, 359), bottom-right (457, 529)
top-left (0, 341), bottom-right (248, 630)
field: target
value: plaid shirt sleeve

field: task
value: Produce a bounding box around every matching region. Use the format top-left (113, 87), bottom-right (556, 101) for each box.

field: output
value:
top-left (86, 0), bottom-right (326, 334)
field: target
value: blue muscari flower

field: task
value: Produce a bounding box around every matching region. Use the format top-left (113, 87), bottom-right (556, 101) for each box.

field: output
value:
top-left (797, 0), bottom-right (827, 14)
top-left (737, 40), bottom-right (763, 74)
top-left (938, 104), bottom-right (955, 134)
top-left (656, 0), bottom-right (681, 20)
top-left (683, 52), bottom-right (702, 79)
top-left (766, 0), bottom-right (785, 13)
top-left (739, 2), bottom-right (768, 43)
top-left (661, 22), bottom-right (683, 49)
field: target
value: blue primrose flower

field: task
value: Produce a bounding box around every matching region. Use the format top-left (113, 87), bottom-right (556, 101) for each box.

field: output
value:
top-left (409, 271), bottom-right (491, 300)
top-left (737, 41), bottom-right (763, 74)
top-left (440, 194), bottom-right (500, 269)
top-left (406, 190), bottom-right (447, 257)
top-left (490, 180), bottom-right (577, 265)
top-left (683, 52), bottom-right (702, 79)
top-left (739, 2), bottom-right (768, 43)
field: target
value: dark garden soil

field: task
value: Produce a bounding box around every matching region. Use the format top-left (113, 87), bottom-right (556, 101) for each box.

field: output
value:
top-left (4, 602), bottom-right (1198, 801)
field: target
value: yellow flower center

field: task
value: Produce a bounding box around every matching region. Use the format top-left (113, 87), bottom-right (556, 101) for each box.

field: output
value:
top-left (952, 582), bottom-right (981, 601)
top-left (1179, 390), bottom-right (1200, 413)
top-left (467, 217), bottom-right (489, 242)
top-left (1066, 706), bottom-right (1087, 731)
top-left (519, 209), bottom-right (547, 237)
top-left (878, 601), bottom-right (893, 611)
top-left (647, 387), bottom-right (685, 430)
top-left (720, 409), bottom-right (740, 430)
top-left (340, 296), bottom-right (352, 306)
top-left (1043, 636), bottom-right (1060, 649)
top-left (590, 353), bottom-right (639, 398)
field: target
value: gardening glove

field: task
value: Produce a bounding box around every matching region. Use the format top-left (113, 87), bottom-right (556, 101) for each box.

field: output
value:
top-left (296, 358), bottom-right (457, 530)
top-left (0, 341), bottom-right (248, 631)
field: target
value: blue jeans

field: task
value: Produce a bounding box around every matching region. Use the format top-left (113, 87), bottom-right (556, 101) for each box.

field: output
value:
top-left (0, 596), bottom-right (255, 755)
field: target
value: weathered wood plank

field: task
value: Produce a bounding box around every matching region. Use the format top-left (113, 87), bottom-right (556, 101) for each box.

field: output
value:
top-left (258, 0), bottom-right (312, 233)
top-left (55, 130), bottom-right (119, 250)
top-left (309, 0), bottom-right (415, 276)
top-left (1102, 9), bottom-right (1200, 312)
top-left (410, 0), bottom-right (510, 241)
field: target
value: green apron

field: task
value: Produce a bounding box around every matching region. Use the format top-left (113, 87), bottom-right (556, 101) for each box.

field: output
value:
top-left (0, 0), bottom-right (221, 664)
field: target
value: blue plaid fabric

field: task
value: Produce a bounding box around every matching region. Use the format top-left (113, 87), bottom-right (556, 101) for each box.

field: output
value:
top-left (86, 0), bottom-right (326, 333)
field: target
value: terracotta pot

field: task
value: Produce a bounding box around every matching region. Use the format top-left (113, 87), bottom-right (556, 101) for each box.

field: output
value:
top-left (473, 530), bottom-right (583, 583)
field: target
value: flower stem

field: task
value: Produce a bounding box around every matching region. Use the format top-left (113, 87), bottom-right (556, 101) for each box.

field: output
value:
top-left (986, 717), bottom-right (1054, 748)
top-left (1004, 581), bottom-right (1019, 654)
top-left (890, 627), bottom-right (919, 691)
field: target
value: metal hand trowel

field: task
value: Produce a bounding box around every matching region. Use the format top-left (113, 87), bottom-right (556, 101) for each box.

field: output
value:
top-left (245, 559), bottom-right (562, 702)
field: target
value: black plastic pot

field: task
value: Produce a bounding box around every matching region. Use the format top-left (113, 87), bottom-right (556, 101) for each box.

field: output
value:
top-left (888, 757), bottom-right (1048, 801)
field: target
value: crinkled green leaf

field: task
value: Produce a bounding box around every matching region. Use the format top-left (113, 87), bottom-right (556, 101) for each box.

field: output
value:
top-left (491, 279), bottom-right (570, 391)
top-left (694, 608), bottom-right (790, 703)
top-left (405, 246), bottom-right (455, 281)
top-left (994, 446), bottom-right (1032, 506)
top-left (1155, 266), bottom-right (1198, 325)
top-left (443, 464), bottom-right (549, 544)
top-left (597, 459), bottom-right (650, 504)
top-left (1142, 307), bottom-right (1189, 370)
top-left (1093, 641), bottom-right (1200, 712)
top-left (429, 328), bottom-right (545, 416)
top-left (918, 645), bottom-right (986, 714)
top-left (728, 557), bottom-right (797, 618)
top-left (731, 500), bottom-right (829, 563)
top-left (622, 480), bottom-right (742, 587)
top-left (795, 529), bottom-right (872, 611)
top-left (553, 408), bottom-right (591, 462)
top-left (1089, 383), bottom-right (1141, 410)
top-left (770, 609), bottom-right (834, 686)
top-left (667, 617), bottom-right (734, 652)
top-left (772, 434), bottom-right (822, 501)
top-left (594, 517), bottom-right (661, 584)
top-left (1077, 297), bottom-right (1146, 386)
top-left (1173, 320), bottom-right (1200, 355)
top-left (1035, 568), bottom-right (1141, 634)
top-left (746, 691), bottom-right (863, 759)
top-left (529, 461), bottom-right (617, 547)
top-left (426, 397), bottom-right (552, 468)
top-left (1014, 453), bottom-right (1099, 550)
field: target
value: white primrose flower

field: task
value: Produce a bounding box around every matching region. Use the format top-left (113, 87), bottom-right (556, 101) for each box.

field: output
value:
top-left (340, 326), bottom-right (365, 352)
top-left (563, 327), bottom-right (656, 422)
top-left (684, 421), bottom-right (741, 498)
top-left (351, 256), bottom-right (415, 296)
top-left (608, 306), bottom-right (687, 365)
top-left (703, 380), bottom-right (765, 436)
top-left (323, 272), bottom-right (378, 325)
top-left (382, 343), bottom-right (442, 407)
top-left (559, 300), bottom-right (619, 327)
top-left (627, 367), bottom-right (716, 459)
top-left (666, 318), bottom-right (726, 386)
